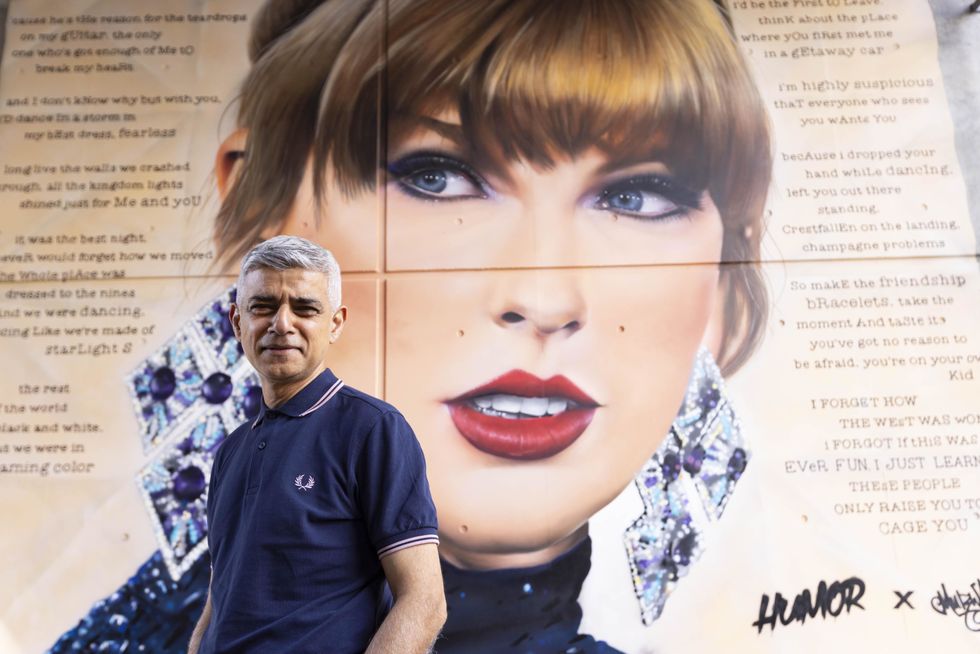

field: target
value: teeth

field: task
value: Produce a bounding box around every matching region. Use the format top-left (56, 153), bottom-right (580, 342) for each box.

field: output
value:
top-left (521, 397), bottom-right (549, 417)
top-left (491, 395), bottom-right (522, 414)
top-left (547, 398), bottom-right (568, 414)
top-left (470, 394), bottom-right (575, 418)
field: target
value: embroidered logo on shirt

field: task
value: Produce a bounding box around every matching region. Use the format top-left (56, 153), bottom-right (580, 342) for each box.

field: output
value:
top-left (294, 474), bottom-right (315, 491)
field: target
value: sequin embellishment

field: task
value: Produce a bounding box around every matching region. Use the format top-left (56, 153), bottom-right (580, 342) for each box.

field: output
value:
top-left (130, 287), bottom-right (259, 579)
top-left (624, 347), bottom-right (749, 624)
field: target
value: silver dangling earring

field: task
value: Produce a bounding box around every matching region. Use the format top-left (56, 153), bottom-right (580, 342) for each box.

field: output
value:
top-left (130, 286), bottom-right (262, 579)
top-left (624, 346), bottom-right (749, 625)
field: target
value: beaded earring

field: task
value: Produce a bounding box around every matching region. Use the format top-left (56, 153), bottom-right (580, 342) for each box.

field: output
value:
top-left (129, 287), bottom-right (260, 579)
top-left (624, 346), bottom-right (749, 624)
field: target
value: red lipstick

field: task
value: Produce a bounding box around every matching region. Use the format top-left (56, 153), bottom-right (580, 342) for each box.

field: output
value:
top-left (446, 370), bottom-right (599, 460)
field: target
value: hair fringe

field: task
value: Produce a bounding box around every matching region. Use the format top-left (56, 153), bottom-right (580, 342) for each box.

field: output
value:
top-left (217, 0), bottom-right (772, 368)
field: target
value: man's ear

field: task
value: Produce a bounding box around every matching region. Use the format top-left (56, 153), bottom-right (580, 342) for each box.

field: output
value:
top-left (229, 302), bottom-right (243, 341)
top-left (329, 305), bottom-right (348, 344)
top-left (215, 128), bottom-right (248, 200)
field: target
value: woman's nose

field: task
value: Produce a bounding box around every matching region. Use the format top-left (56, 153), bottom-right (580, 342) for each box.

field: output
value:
top-left (492, 271), bottom-right (586, 338)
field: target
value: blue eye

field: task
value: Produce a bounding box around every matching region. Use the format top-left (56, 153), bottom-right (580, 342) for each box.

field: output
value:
top-left (388, 152), bottom-right (487, 200)
top-left (410, 170), bottom-right (448, 194)
top-left (595, 175), bottom-right (702, 220)
top-left (606, 190), bottom-right (644, 213)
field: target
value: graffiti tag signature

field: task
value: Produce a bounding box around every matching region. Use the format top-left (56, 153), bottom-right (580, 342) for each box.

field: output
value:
top-left (752, 577), bottom-right (866, 633)
top-left (930, 580), bottom-right (980, 632)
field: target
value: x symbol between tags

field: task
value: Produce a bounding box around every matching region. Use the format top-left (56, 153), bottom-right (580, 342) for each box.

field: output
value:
top-left (893, 590), bottom-right (914, 609)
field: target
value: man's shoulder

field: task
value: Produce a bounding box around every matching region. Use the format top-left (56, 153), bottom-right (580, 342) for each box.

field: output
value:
top-left (334, 384), bottom-right (402, 422)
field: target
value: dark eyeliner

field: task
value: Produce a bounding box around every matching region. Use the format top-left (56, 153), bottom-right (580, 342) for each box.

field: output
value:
top-left (386, 150), bottom-right (488, 200)
top-left (598, 174), bottom-right (703, 218)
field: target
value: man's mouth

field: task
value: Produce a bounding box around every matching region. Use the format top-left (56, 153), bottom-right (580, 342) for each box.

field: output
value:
top-left (446, 370), bottom-right (599, 460)
top-left (261, 343), bottom-right (297, 353)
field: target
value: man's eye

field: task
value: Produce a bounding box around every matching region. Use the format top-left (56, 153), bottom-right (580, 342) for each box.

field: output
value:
top-left (389, 153), bottom-right (487, 200)
top-left (594, 175), bottom-right (702, 220)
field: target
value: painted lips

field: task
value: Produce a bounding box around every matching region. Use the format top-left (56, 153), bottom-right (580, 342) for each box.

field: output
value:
top-left (446, 370), bottom-right (599, 460)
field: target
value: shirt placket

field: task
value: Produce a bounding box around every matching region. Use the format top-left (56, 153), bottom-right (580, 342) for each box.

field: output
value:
top-left (244, 412), bottom-right (274, 495)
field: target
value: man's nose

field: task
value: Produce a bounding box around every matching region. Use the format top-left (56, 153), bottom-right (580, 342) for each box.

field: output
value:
top-left (491, 270), bottom-right (586, 339)
top-left (269, 307), bottom-right (294, 334)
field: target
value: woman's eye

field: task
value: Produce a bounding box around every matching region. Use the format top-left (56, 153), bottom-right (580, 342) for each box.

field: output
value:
top-left (603, 190), bottom-right (677, 216)
top-left (595, 176), bottom-right (702, 220)
top-left (410, 170), bottom-right (448, 193)
top-left (389, 153), bottom-right (487, 200)
top-left (404, 168), bottom-right (482, 198)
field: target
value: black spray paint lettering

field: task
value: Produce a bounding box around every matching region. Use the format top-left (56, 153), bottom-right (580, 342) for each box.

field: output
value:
top-left (752, 577), bottom-right (866, 633)
top-left (893, 590), bottom-right (914, 609)
top-left (930, 580), bottom-right (980, 632)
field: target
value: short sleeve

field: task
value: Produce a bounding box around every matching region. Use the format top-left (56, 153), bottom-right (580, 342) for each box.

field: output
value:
top-left (352, 410), bottom-right (439, 559)
top-left (205, 440), bottom-right (224, 549)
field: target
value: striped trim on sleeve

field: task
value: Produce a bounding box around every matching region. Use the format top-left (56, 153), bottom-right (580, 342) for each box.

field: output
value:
top-left (377, 534), bottom-right (440, 560)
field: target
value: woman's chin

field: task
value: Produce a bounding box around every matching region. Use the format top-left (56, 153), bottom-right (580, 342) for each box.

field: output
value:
top-left (437, 522), bottom-right (590, 570)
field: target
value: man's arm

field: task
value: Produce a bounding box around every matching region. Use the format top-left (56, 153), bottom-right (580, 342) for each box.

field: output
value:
top-left (366, 543), bottom-right (447, 654)
top-left (187, 588), bottom-right (212, 654)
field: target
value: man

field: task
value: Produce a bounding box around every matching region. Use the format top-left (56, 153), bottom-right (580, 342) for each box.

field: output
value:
top-left (188, 236), bottom-right (446, 653)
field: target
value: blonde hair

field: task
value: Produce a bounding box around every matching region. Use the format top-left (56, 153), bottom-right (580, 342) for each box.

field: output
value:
top-left (215, 0), bottom-right (772, 373)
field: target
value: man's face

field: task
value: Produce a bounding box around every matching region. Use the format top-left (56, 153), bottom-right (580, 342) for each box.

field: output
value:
top-left (230, 266), bottom-right (346, 403)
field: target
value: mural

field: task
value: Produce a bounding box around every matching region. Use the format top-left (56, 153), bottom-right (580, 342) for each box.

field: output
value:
top-left (0, 1), bottom-right (977, 653)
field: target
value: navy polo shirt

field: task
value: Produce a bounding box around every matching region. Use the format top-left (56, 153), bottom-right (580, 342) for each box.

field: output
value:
top-left (201, 369), bottom-right (439, 654)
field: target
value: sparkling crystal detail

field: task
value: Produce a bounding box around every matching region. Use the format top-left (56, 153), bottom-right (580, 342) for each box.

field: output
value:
top-left (201, 373), bottom-right (233, 404)
top-left (682, 445), bottom-right (706, 475)
top-left (242, 385), bottom-right (262, 419)
top-left (229, 371), bottom-right (263, 424)
top-left (137, 411), bottom-right (229, 579)
top-left (48, 551), bottom-right (210, 653)
top-left (130, 287), bottom-right (260, 580)
top-left (148, 367), bottom-right (176, 401)
top-left (625, 347), bottom-right (749, 625)
top-left (196, 290), bottom-right (244, 369)
top-left (129, 334), bottom-right (206, 451)
top-left (727, 447), bottom-right (748, 480)
top-left (661, 452), bottom-right (681, 483)
top-left (172, 466), bottom-right (206, 502)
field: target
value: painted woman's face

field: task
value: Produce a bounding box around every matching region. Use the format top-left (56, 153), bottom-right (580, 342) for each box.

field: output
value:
top-left (381, 114), bottom-right (724, 568)
top-left (265, 111), bottom-right (725, 569)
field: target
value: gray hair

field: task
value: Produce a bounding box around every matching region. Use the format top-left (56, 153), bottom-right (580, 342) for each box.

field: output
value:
top-left (236, 235), bottom-right (342, 309)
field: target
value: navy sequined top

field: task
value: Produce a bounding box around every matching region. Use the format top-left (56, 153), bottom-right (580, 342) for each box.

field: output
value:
top-left (438, 537), bottom-right (623, 654)
top-left (51, 538), bottom-right (624, 654)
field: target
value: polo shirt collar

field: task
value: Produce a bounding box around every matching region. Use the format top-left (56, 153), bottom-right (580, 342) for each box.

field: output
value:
top-left (253, 368), bottom-right (343, 427)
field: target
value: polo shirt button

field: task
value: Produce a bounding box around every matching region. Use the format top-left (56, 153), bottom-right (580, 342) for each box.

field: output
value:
top-left (258, 441), bottom-right (267, 450)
